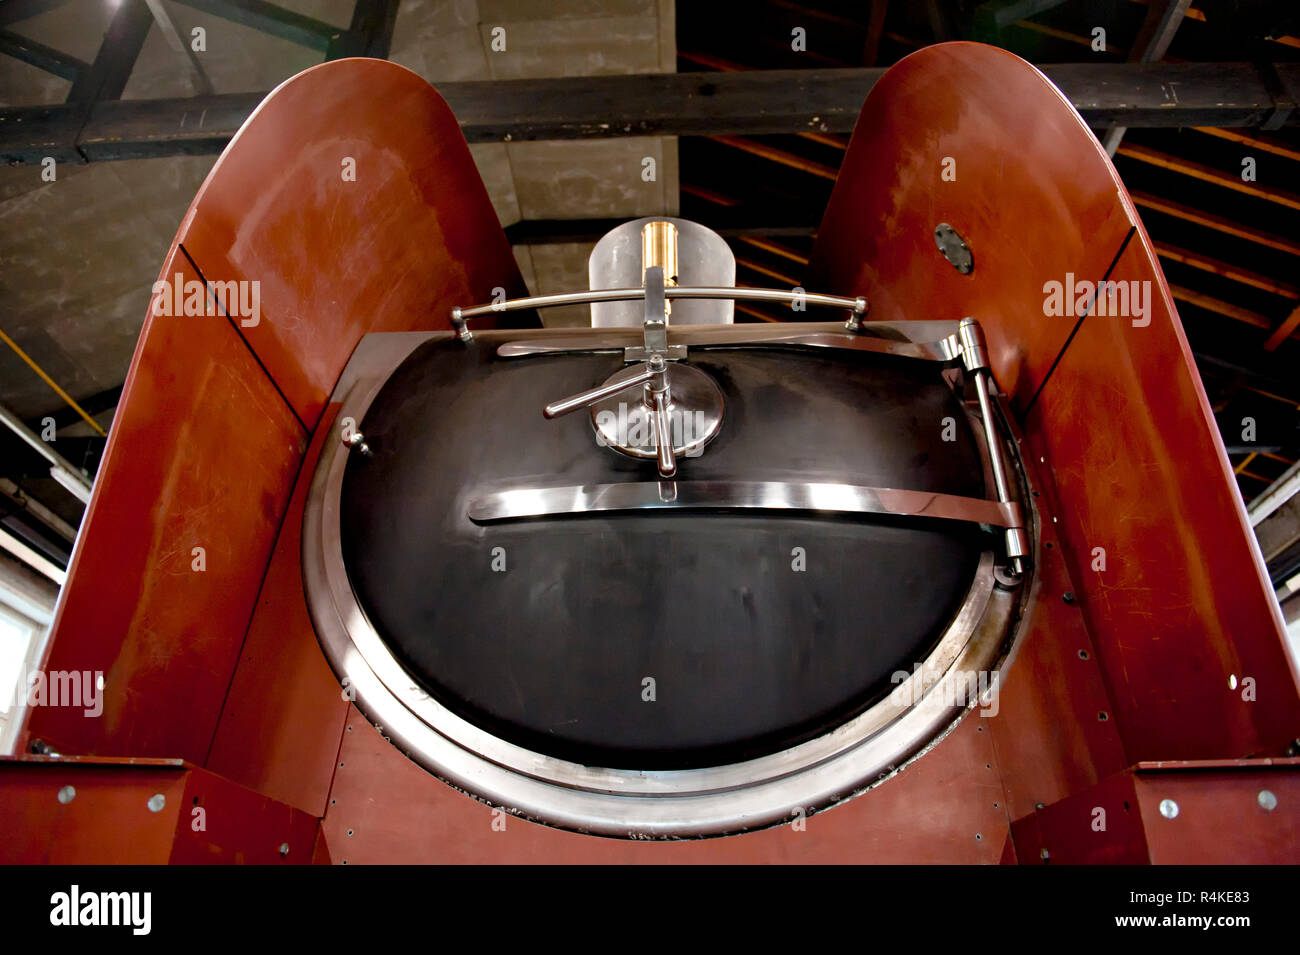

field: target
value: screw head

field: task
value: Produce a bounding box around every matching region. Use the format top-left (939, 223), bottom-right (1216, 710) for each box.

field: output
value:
top-left (1258, 789), bottom-right (1278, 811)
top-left (279, 842), bottom-right (290, 856)
top-left (1159, 798), bottom-right (1179, 819)
top-left (57, 785), bottom-right (75, 804)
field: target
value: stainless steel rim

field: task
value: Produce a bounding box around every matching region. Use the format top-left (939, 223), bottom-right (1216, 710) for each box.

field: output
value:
top-left (301, 327), bottom-right (1030, 838)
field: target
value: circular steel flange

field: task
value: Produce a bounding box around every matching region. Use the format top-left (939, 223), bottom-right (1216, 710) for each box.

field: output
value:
top-left (589, 362), bottom-right (724, 461)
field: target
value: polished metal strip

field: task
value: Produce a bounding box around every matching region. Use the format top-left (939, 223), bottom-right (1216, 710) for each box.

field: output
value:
top-left (496, 329), bottom-right (957, 361)
top-left (468, 480), bottom-right (1020, 528)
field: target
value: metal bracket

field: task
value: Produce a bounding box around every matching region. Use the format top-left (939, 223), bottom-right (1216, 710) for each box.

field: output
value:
top-left (957, 317), bottom-right (1028, 576)
top-left (642, 265), bottom-right (668, 354)
top-left (1260, 62), bottom-right (1299, 132)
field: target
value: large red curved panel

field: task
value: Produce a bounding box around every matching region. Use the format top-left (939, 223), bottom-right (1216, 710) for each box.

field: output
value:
top-left (1025, 230), bottom-right (1300, 759)
top-left (806, 41), bottom-right (1136, 414)
top-left (27, 248), bottom-right (305, 761)
top-left (176, 57), bottom-right (530, 429)
top-left (809, 42), bottom-right (1299, 762)
top-left (26, 59), bottom-right (527, 765)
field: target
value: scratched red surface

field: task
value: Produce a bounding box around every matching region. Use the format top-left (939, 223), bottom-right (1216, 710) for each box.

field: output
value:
top-left (27, 247), bottom-right (305, 764)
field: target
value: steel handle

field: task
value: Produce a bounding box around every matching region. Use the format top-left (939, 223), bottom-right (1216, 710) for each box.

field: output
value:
top-left (543, 365), bottom-right (657, 418)
top-left (652, 389), bottom-right (676, 478)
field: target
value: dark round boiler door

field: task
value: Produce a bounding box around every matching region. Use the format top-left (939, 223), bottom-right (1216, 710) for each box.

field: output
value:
top-left (340, 340), bottom-right (987, 770)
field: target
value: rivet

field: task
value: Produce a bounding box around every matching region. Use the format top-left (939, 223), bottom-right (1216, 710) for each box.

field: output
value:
top-left (57, 785), bottom-right (75, 804)
top-left (279, 842), bottom-right (290, 856)
top-left (147, 793), bottom-right (166, 813)
top-left (1258, 790), bottom-right (1278, 811)
top-left (1159, 798), bottom-right (1179, 819)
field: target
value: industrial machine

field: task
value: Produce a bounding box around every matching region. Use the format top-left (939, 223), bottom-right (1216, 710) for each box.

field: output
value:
top-left (3, 42), bottom-right (1297, 863)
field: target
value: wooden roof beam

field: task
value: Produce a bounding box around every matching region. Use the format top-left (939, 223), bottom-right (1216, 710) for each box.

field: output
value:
top-left (1131, 191), bottom-right (1300, 257)
top-left (1118, 142), bottom-right (1300, 211)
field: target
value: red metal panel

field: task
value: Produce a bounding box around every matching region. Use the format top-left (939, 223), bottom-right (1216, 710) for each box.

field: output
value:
top-left (25, 57), bottom-right (526, 775)
top-left (205, 406), bottom-right (350, 815)
top-left (172, 763), bottom-right (321, 864)
top-left (1027, 231), bottom-right (1300, 760)
top-left (177, 58), bottom-right (529, 429)
top-left (320, 705), bottom-right (1010, 864)
top-left (0, 756), bottom-right (320, 864)
top-left (26, 248), bottom-right (306, 763)
top-left (984, 486), bottom-right (1129, 821)
top-left (1011, 760), bottom-right (1300, 864)
top-left (806, 42), bottom-right (1136, 414)
top-left (1010, 769), bottom-right (1149, 864)
top-left (808, 41), bottom-right (1297, 765)
top-left (0, 757), bottom-right (187, 864)
top-left (1135, 763), bottom-right (1300, 864)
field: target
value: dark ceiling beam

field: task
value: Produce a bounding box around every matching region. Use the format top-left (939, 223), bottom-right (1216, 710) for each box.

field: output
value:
top-left (1154, 241), bottom-right (1299, 298)
top-left (1009, 20), bottom-right (1128, 56)
top-left (1101, 0), bottom-right (1193, 156)
top-left (0, 0), bottom-right (74, 27)
top-left (1117, 142), bottom-right (1300, 211)
top-left (1192, 350), bottom-right (1300, 410)
top-left (5, 62), bottom-right (1300, 164)
top-left (1131, 190), bottom-right (1300, 257)
top-left (710, 135), bottom-right (839, 180)
top-left (0, 27), bottom-right (88, 82)
top-left (862, 0), bottom-right (888, 66)
top-left (169, 0), bottom-right (342, 52)
top-left (504, 217), bottom-right (817, 246)
top-left (66, 0), bottom-right (153, 103)
top-left (1264, 305), bottom-right (1300, 352)
top-left (1195, 126), bottom-right (1300, 162)
top-left (325, 0), bottom-right (399, 60)
top-left (973, 0), bottom-right (1069, 32)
